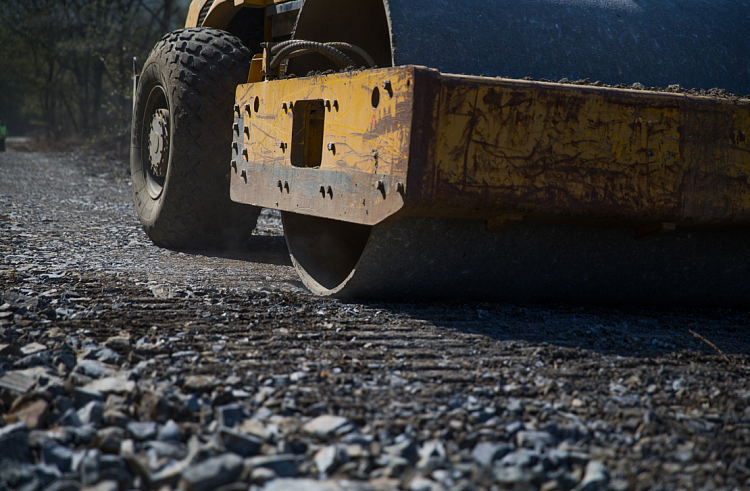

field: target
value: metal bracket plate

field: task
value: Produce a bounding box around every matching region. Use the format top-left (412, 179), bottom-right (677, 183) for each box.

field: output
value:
top-left (231, 67), bottom-right (413, 226)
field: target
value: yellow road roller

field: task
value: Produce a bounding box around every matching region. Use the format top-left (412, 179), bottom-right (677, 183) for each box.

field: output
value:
top-left (131, 0), bottom-right (750, 306)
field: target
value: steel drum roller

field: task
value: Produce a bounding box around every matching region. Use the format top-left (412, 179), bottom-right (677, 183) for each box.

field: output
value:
top-left (281, 0), bottom-right (750, 305)
top-left (292, 0), bottom-right (750, 93)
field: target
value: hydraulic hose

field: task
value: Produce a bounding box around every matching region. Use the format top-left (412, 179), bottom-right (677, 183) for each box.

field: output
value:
top-left (269, 41), bottom-right (354, 71)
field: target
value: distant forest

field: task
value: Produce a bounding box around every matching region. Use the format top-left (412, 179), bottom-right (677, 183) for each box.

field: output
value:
top-left (0, 0), bottom-right (189, 146)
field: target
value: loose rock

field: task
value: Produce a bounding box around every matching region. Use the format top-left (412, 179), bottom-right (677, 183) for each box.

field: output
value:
top-left (2, 150), bottom-right (749, 491)
top-left (302, 415), bottom-right (355, 439)
top-left (179, 453), bottom-right (244, 491)
top-left (471, 442), bottom-right (514, 466)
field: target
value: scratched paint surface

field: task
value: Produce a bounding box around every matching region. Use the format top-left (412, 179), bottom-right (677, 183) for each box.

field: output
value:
top-left (235, 68), bottom-right (413, 176)
top-left (233, 66), bottom-right (750, 227)
top-left (230, 67), bottom-right (414, 225)
top-left (433, 76), bottom-right (750, 224)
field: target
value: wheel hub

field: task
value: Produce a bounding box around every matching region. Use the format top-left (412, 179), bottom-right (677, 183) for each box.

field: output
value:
top-left (148, 108), bottom-right (170, 179)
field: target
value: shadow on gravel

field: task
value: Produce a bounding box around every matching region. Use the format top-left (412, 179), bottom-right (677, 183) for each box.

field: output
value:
top-left (158, 227), bottom-right (750, 360)
top-left (367, 300), bottom-right (750, 358)
top-left (174, 235), bottom-right (293, 267)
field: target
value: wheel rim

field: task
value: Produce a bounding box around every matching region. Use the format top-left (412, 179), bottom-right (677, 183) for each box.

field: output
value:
top-left (142, 87), bottom-right (169, 199)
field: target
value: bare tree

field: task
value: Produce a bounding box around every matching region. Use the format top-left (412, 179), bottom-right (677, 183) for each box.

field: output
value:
top-left (0, 0), bottom-right (186, 142)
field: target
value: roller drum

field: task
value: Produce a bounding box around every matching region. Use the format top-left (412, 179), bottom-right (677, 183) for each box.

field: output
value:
top-left (283, 215), bottom-right (750, 306)
top-left (293, 0), bottom-right (750, 94)
top-left (285, 0), bottom-right (750, 304)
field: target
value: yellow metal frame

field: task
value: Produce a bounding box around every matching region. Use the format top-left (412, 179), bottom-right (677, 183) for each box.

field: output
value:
top-left (231, 67), bottom-right (413, 225)
top-left (186, 0), bottom-right (295, 29)
top-left (426, 74), bottom-right (750, 227)
top-left (230, 66), bottom-right (750, 231)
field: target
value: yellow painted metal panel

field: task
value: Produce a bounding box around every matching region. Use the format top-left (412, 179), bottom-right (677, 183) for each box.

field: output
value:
top-left (228, 66), bottom-right (750, 229)
top-left (438, 85), bottom-right (683, 211)
top-left (236, 70), bottom-right (412, 176)
top-left (230, 67), bottom-right (414, 225)
top-left (431, 76), bottom-right (750, 225)
top-left (185, 0), bottom-right (206, 27)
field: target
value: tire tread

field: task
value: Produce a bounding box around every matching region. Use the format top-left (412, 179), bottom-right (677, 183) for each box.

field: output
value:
top-left (131, 28), bottom-right (260, 249)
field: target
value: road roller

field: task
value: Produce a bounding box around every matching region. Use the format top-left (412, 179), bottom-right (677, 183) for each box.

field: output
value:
top-left (131, 0), bottom-right (750, 306)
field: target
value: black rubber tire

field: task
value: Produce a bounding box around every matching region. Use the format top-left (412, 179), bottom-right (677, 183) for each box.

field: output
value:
top-left (131, 28), bottom-right (260, 249)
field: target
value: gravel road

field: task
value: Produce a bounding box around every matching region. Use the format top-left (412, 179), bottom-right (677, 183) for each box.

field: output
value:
top-left (1, 150), bottom-right (749, 491)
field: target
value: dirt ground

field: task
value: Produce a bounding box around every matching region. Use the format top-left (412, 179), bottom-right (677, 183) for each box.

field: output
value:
top-left (1, 150), bottom-right (749, 491)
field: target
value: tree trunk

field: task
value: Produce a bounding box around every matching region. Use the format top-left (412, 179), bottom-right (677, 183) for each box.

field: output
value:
top-left (90, 58), bottom-right (105, 133)
top-left (161, 0), bottom-right (173, 33)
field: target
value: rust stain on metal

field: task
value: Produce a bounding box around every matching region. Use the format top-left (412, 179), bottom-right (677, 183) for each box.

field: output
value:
top-left (428, 75), bottom-right (750, 226)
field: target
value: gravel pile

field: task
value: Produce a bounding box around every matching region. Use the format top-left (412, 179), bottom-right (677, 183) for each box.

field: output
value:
top-left (1, 150), bottom-right (750, 491)
top-left (0, 285), bottom-right (623, 491)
